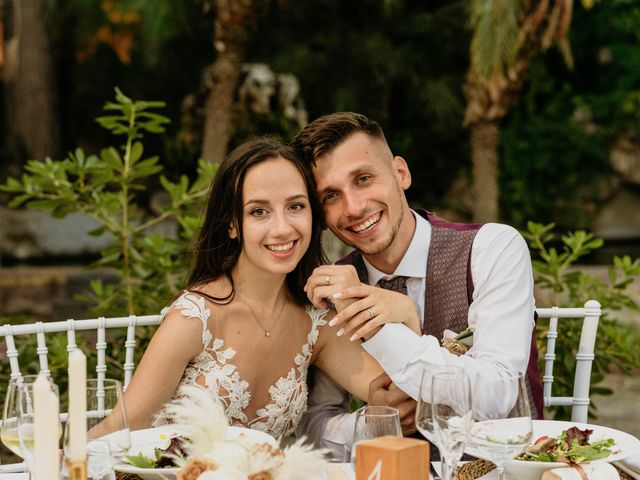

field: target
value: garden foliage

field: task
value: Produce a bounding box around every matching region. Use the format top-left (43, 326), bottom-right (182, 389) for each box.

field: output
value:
top-left (0, 90), bottom-right (216, 417)
top-left (524, 222), bottom-right (640, 419)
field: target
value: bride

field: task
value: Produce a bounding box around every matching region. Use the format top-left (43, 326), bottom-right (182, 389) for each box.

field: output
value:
top-left (123, 138), bottom-right (385, 439)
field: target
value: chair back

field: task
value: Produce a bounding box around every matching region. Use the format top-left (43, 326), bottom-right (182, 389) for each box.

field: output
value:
top-left (536, 299), bottom-right (601, 423)
top-left (1, 314), bottom-right (161, 389)
top-left (0, 314), bottom-right (161, 472)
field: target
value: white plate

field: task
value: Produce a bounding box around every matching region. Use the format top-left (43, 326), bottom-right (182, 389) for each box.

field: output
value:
top-left (465, 419), bottom-right (640, 480)
top-left (114, 425), bottom-right (277, 480)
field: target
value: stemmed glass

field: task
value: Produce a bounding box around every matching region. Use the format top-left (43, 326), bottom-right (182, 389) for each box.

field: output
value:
top-left (415, 364), bottom-right (464, 450)
top-left (86, 378), bottom-right (130, 461)
top-left (431, 370), bottom-right (473, 480)
top-left (469, 371), bottom-right (533, 480)
top-left (1, 375), bottom-right (41, 461)
top-left (350, 405), bottom-right (402, 468)
top-left (63, 378), bottom-right (130, 474)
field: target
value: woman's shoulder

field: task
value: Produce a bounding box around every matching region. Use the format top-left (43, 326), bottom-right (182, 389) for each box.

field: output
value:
top-left (161, 290), bottom-right (210, 323)
top-left (162, 278), bottom-right (231, 319)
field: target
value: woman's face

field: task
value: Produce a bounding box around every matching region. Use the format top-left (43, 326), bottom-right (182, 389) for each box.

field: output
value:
top-left (234, 156), bottom-right (312, 277)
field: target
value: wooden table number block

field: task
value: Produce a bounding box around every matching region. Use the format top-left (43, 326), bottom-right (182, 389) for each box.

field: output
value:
top-left (355, 435), bottom-right (430, 480)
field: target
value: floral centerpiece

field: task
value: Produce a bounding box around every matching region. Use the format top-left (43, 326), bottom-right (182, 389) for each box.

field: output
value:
top-left (156, 385), bottom-right (330, 480)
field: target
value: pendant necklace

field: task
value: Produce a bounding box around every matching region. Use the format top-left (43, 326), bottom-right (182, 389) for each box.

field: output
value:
top-left (244, 295), bottom-right (286, 338)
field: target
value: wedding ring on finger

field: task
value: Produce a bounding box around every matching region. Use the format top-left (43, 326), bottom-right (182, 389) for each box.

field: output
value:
top-left (367, 307), bottom-right (375, 319)
top-left (325, 275), bottom-right (331, 286)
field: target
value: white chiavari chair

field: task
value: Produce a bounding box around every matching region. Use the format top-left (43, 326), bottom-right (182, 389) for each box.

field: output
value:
top-left (536, 299), bottom-right (602, 423)
top-left (0, 314), bottom-right (161, 472)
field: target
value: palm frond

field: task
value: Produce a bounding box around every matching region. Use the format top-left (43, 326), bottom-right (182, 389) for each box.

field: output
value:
top-left (470, 0), bottom-right (521, 80)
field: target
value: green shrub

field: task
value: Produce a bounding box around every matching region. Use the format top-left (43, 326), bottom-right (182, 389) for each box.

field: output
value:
top-left (0, 90), bottom-right (216, 463)
top-left (524, 222), bottom-right (640, 420)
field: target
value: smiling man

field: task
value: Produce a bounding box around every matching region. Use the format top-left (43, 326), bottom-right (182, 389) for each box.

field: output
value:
top-left (292, 112), bottom-right (543, 458)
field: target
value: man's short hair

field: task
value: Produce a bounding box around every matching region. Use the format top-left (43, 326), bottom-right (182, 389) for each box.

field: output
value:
top-left (292, 112), bottom-right (387, 165)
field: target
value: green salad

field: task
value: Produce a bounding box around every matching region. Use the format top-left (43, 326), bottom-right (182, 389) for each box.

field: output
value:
top-left (516, 426), bottom-right (615, 463)
top-left (126, 435), bottom-right (187, 469)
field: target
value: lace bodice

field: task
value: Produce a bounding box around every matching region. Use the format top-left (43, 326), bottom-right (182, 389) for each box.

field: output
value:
top-left (160, 291), bottom-right (327, 439)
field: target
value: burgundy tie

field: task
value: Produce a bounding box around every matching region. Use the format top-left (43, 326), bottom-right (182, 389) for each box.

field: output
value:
top-left (375, 276), bottom-right (408, 295)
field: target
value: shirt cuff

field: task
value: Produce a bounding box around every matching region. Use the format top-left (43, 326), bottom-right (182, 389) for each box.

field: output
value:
top-left (362, 323), bottom-right (443, 376)
top-left (323, 411), bottom-right (357, 460)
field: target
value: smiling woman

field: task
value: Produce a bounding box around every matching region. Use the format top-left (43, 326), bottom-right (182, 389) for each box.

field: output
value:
top-left (119, 138), bottom-right (383, 443)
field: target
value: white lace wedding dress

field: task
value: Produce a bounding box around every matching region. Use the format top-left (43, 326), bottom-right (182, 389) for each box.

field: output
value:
top-left (158, 291), bottom-right (328, 440)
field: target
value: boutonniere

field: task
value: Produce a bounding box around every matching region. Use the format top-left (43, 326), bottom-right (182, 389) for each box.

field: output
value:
top-left (442, 326), bottom-right (474, 356)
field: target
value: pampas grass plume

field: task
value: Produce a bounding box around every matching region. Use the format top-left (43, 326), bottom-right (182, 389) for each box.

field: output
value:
top-left (156, 384), bottom-right (229, 458)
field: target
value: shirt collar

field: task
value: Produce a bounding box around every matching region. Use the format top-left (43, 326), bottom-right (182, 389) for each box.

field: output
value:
top-left (363, 210), bottom-right (431, 285)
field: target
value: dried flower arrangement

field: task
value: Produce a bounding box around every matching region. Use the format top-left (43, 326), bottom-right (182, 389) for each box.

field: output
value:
top-left (157, 385), bottom-right (330, 480)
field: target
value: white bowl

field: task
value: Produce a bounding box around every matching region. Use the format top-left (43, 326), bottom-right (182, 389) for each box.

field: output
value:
top-left (466, 420), bottom-right (640, 480)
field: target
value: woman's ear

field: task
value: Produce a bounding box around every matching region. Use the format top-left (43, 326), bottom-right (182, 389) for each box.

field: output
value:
top-left (229, 223), bottom-right (238, 239)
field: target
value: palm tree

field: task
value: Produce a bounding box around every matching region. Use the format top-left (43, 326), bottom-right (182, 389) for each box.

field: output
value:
top-left (4, 0), bottom-right (60, 160)
top-left (464, 0), bottom-right (593, 222)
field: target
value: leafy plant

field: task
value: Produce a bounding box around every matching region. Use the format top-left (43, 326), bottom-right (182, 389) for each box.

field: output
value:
top-left (523, 222), bottom-right (640, 420)
top-left (1, 87), bottom-right (216, 317)
top-left (0, 90), bottom-right (216, 456)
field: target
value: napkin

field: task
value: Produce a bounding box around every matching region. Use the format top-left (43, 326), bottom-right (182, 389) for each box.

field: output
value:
top-left (540, 463), bottom-right (620, 479)
top-left (615, 453), bottom-right (640, 480)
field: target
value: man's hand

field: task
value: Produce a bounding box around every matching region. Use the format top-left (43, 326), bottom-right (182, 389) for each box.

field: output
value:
top-left (330, 285), bottom-right (421, 341)
top-left (369, 373), bottom-right (417, 436)
top-left (304, 265), bottom-right (361, 310)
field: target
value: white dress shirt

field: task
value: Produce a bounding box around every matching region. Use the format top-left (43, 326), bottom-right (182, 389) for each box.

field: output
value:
top-left (299, 211), bottom-right (535, 458)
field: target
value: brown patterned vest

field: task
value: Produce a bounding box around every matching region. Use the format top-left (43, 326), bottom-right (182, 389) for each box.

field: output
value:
top-left (337, 209), bottom-right (544, 419)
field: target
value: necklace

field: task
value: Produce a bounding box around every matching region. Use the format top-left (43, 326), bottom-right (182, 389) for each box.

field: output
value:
top-left (243, 295), bottom-right (286, 338)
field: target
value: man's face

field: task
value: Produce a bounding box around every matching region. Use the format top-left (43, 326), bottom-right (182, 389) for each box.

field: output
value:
top-left (312, 132), bottom-right (413, 258)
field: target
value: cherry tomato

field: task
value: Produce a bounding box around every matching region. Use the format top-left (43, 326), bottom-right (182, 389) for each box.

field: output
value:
top-left (534, 435), bottom-right (550, 445)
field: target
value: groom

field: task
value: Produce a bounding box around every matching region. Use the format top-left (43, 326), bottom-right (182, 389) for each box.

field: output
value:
top-left (292, 112), bottom-right (543, 457)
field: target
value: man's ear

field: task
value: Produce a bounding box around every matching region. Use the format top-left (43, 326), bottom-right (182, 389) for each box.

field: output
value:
top-left (393, 156), bottom-right (412, 190)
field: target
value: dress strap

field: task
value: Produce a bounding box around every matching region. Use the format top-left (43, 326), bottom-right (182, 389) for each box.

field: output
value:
top-left (171, 291), bottom-right (213, 348)
top-left (304, 307), bottom-right (329, 349)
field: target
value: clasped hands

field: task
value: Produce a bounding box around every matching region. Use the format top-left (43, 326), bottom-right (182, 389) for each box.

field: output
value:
top-left (304, 265), bottom-right (421, 341)
top-left (304, 265), bottom-right (419, 434)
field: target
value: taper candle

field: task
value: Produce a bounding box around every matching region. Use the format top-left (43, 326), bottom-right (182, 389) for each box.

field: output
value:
top-left (33, 374), bottom-right (59, 478)
top-left (68, 349), bottom-right (87, 461)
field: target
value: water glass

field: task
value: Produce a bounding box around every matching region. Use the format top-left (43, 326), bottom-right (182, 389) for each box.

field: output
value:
top-left (431, 370), bottom-right (473, 480)
top-left (63, 378), bottom-right (130, 466)
top-left (415, 364), bottom-right (464, 446)
top-left (350, 405), bottom-right (402, 467)
top-left (469, 371), bottom-right (533, 480)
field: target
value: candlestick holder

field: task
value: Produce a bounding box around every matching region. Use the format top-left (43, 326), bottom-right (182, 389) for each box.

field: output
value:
top-left (66, 458), bottom-right (88, 480)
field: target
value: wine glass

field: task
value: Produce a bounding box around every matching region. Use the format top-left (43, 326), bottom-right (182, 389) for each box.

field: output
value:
top-left (1, 375), bottom-right (41, 460)
top-left (63, 378), bottom-right (131, 466)
top-left (16, 378), bottom-right (61, 478)
top-left (431, 370), bottom-right (473, 480)
top-left (415, 364), bottom-right (464, 448)
top-left (469, 371), bottom-right (533, 480)
top-left (350, 405), bottom-right (402, 467)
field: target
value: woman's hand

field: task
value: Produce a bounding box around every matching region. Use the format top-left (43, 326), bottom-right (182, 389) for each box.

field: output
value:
top-left (304, 264), bottom-right (362, 310)
top-left (329, 285), bottom-right (421, 341)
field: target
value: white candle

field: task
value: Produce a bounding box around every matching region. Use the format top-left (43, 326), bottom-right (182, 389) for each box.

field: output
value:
top-left (34, 374), bottom-right (59, 479)
top-left (68, 349), bottom-right (87, 461)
